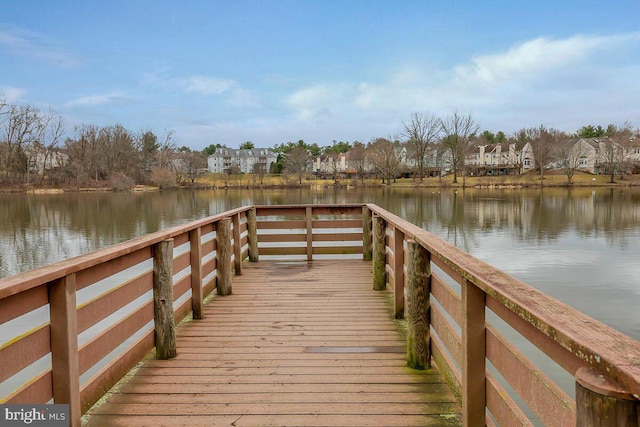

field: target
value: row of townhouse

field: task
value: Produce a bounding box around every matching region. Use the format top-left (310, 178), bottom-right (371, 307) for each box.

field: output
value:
top-left (207, 138), bottom-right (640, 177)
top-left (465, 142), bottom-right (535, 176)
top-left (564, 137), bottom-right (640, 174)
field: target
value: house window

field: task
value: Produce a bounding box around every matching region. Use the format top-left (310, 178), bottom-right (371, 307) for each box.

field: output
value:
top-left (524, 159), bottom-right (531, 166)
top-left (579, 157), bottom-right (587, 166)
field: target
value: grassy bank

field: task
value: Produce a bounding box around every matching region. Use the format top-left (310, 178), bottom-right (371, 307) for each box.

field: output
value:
top-left (3, 171), bottom-right (639, 194)
top-left (194, 171), bottom-right (640, 190)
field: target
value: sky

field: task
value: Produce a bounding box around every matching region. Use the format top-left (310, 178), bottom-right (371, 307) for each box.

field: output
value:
top-left (1, 1), bottom-right (639, 150)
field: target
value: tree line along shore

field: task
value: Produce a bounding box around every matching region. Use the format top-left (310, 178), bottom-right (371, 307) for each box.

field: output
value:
top-left (2, 99), bottom-right (639, 192)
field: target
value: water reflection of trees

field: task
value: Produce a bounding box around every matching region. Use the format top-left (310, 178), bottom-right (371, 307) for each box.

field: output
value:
top-left (1, 187), bottom-right (639, 278)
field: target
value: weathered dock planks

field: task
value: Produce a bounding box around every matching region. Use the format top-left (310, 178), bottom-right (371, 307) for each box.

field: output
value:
top-left (83, 260), bottom-right (461, 426)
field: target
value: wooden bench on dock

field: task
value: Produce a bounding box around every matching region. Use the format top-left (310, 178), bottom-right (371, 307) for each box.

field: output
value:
top-left (1, 204), bottom-right (639, 426)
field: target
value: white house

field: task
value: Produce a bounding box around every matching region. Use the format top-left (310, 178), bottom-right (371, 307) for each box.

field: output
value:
top-left (465, 143), bottom-right (532, 175)
top-left (207, 148), bottom-right (278, 174)
top-left (560, 137), bottom-right (626, 174)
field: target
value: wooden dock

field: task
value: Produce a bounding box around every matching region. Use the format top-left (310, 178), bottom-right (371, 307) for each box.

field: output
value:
top-left (83, 260), bottom-right (461, 426)
top-left (5, 203), bottom-right (638, 426)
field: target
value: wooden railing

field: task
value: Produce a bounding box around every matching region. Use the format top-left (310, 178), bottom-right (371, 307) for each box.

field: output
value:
top-left (365, 203), bottom-right (640, 427)
top-left (1, 203), bottom-right (639, 427)
top-left (0, 206), bottom-right (255, 426)
top-left (0, 204), bottom-right (365, 426)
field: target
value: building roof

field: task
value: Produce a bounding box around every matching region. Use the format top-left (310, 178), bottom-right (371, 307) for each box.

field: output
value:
top-left (208, 148), bottom-right (276, 159)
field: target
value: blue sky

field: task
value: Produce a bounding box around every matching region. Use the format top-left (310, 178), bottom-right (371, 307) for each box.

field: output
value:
top-left (1, 1), bottom-right (639, 150)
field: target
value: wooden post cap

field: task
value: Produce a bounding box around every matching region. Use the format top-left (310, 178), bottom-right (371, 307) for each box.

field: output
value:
top-left (576, 366), bottom-right (637, 401)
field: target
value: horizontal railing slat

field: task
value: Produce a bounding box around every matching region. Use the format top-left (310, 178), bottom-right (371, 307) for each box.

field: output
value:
top-left (431, 332), bottom-right (461, 402)
top-left (77, 271), bottom-right (152, 334)
top-left (312, 246), bottom-right (363, 255)
top-left (431, 304), bottom-right (461, 367)
top-left (486, 373), bottom-right (533, 427)
top-left (259, 247), bottom-right (307, 256)
top-left (486, 325), bottom-right (575, 426)
top-left (0, 325), bottom-right (50, 383)
top-left (172, 250), bottom-right (191, 275)
top-left (173, 275), bottom-right (191, 305)
top-left (313, 219), bottom-right (362, 229)
top-left (75, 247), bottom-right (152, 291)
top-left (257, 220), bottom-right (306, 229)
top-left (0, 286), bottom-right (48, 325)
top-left (486, 295), bottom-right (584, 376)
top-left (312, 232), bottom-right (363, 242)
top-left (4, 371), bottom-right (53, 404)
top-left (258, 234), bottom-right (306, 243)
top-left (431, 272), bottom-right (461, 325)
top-left (202, 256), bottom-right (216, 279)
top-left (78, 301), bottom-right (154, 375)
top-left (80, 331), bottom-right (154, 413)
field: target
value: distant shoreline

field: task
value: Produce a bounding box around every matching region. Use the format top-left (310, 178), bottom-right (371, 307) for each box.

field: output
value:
top-left (2, 173), bottom-right (640, 194)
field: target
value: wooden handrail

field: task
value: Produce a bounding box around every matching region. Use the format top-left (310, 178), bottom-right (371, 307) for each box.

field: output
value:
top-left (0, 205), bottom-right (255, 426)
top-left (366, 202), bottom-right (640, 426)
top-left (0, 206), bottom-right (252, 299)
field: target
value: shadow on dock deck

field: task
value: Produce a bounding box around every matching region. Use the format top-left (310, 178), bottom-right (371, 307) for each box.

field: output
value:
top-left (83, 260), bottom-right (461, 426)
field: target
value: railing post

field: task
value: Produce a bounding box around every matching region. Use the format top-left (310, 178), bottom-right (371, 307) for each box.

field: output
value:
top-left (232, 213), bottom-right (242, 275)
top-left (189, 227), bottom-right (203, 319)
top-left (373, 215), bottom-right (386, 291)
top-left (576, 367), bottom-right (639, 427)
top-left (306, 206), bottom-right (313, 261)
top-left (462, 279), bottom-right (486, 427)
top-left (247, 207), bottom-right (259, 262)
top-left (393, 227), bottom-right (405, 319)
top-left (216, 218), bottom-right (233, 296)
top-left (362, 206), bottom-right (372, 261)
top-left (153, 239), bottom-right (176, 360)
top-left (406, 240), bottom-right (430, 370)
top-left (48, 273), bottom-right (81, 427)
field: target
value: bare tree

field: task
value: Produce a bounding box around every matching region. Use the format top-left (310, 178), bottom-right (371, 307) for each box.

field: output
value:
top-left (252, 161), bottom-right (267, 185)
top-left (284, 145), bottom-right (310, 185)
top-left (348, 141), bottom-right (368, 183)
top-left (177, 147), bottom-right (206, 183)
top-left (606, 122), bottom-right (635, 181)
top-left (39, 112), bottom-right (65, 183)
top-left (403, 112), bottom-right (440, 181)
top-left (367, 137), bottom-right (402, 185)
top-left (65, 124), bottom-right (102, 185)
top-left (0, 104), bottom-right (40, 183)
top-left (155, 130), bottom-right (178, 171)
top-left (527, 125), bottom-right (563, 183)
top-left (324, 147), bottom-right (341, 184)
top-left (440, 112), bottom-right (480, 184)
top-left (558, 138), bottom-right (590, 183)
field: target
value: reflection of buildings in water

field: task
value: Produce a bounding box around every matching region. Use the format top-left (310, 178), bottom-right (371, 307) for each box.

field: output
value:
top-left (427, 188), bottom-right (640, 247)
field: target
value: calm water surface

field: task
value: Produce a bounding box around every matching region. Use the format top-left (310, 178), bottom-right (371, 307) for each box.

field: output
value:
top-left (1, 187), bottom-right (639, 341)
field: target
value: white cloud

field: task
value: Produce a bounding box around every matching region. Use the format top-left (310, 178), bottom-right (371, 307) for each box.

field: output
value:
top-left (453, 33), bottom-right (639, 87)
top-left (0, 25), bottom-right (79, 67)
top-left (181, 76), bottom-right (236, 96)
top-left (225, 87), bottom-right (260, 108)
top-left (63, 92), bottom-right (130, 108)
top-left (283, 32), bottom-right (640, 135)
top-left (0, 86), bottom-right (25, 104)
top-left (286, 84), bottom-right (352, 120)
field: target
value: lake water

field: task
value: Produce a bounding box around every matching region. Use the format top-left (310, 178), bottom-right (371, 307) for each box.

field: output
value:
top-left (1, 186), bottom-right (639, 342)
